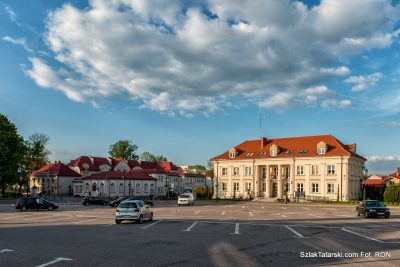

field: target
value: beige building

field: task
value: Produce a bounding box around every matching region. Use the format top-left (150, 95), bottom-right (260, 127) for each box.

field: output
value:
top-left (211, 135), bottom-right (366, 201)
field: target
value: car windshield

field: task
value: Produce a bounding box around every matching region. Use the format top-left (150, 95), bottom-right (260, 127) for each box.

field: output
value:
top-left (179, 195), bottom-right (189, 198)
top-left (365, 201), bottom-right (382, 207)
top-left (119, 202), bottom-right (138, 208)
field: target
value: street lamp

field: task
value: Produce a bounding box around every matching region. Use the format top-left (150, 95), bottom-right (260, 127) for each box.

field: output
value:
top-left (165, 177), bottom-right (169, 200)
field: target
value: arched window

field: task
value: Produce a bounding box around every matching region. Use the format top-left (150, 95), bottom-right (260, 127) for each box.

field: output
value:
top-left (144, 183), bottom-right (148, 193)
top-left (119, 183), bottom-right (124, 194)
top-left (92, 182), bottom-right (97, 191)
top-left (150, 184), bottom-right (155, 193)
top-left (135, 183), bottom-right (140, 193)
top-left (100, 183), bottom-right (104, 193)
top-left (85, 183), bottom-right (89, 192)
top-left (110, 183), bottom-right (115, 194)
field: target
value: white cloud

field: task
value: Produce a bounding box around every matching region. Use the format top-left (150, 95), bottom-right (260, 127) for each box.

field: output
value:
top-left (2, 36), bottom-right (33, 52)
top-left (25, 0), bottom-right (399, 115)
top-left (344, 72), bottom-right (382, 91)
top-left (5, 6), bottom-right (17, 22)
top-left (366, 156), bottom-right (400, 174)
top-left (385, 121), bottom-right (400, 128)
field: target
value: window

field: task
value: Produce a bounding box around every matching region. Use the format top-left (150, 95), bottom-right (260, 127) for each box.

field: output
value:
top-left (284, 166), bottom-right (291, 177)
top-left (262, 182), bottom-right (266, 192)
top-left (318, 147), bottom-right (326, 155)
top-left (233, 182), bottom-right (239, 191)
top-left (245, 182), bottom-right (251, 191)
top-left (297, 165), bottom-right (304, 175)
top-left (327, 183), bottom-right (334, 193)
top-left (222, 168), bottom-right (227, 176)
top-left (119, 183), bottom-right (124, 194)
top-left (270, 150), bottom-right (277, 157)
top-left (245, 166), bottom-right (252, 176)
top-left (92, 182), bottom-right (97, 192)
top-left (285, 182), bottom-right (290, 193)
top-left (262, 167), bottom-right (267, 179)
top-left (144, 183), bottom-right (148, 193)
top-left (229, 152), bottom-right (236, 158)
top-left (389, 181), bottom-right (395, 186)
top-left (245, 152), bottom-right (254, 157)
top-left (135, 183), bottom-right (140, 193)
top-left (327, 165), bottom-right (335, 175)
top-left (312, 182), bottom-right (319, 193)
top-left (273, 167), bottom-right (278, 177)
top-left (311, 165), bottom-right (319, 175)
top-left (110, 183), bottom-right (115, 194)
top-left (222, 182), bottom-right (227, 191)
top-left (297, 183), bottom-right (304, 192)
top-left (150, 184), bottom-right (155, 193)
top-left (233, 167), bottom-right (239, 176)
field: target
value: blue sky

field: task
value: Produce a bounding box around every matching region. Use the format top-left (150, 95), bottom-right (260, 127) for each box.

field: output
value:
top-left (1, 0), bottom-right (399, 174)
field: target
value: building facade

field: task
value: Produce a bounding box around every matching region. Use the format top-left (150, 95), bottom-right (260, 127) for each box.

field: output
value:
top-left (211, 135), bottom-right (366, 201)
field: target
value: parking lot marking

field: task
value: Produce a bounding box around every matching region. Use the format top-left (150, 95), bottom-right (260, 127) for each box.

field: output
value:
top-left (182, 221), bottom-right (198, 232)
top-left (284, 225), bottom-right (306, 238)
top-left (249, 212), bottom-right (254, 217)
top-left (279, 213), bottom-right (287, 218)
top-left (341, 227), bottom-right (383, 243)
top-left (142, 220), bottom-right (162, 229)
top-left (308, 214), bottom-right (323, 219)
top-left (194, 210), bottom-right (201, 214)
top-left (242, 206), bottom-right (246, 209)
top-left (103, 224), bottom-right (113, 227)
top-left (282, 207), bottom-right (286, 210)
top-left (262, 206), bottom-right (265, 209)
top-left (0, 249), bottom-right (13, 253)
top-left (74, 218), bottom-right (100, 224)
top-left (230, 223), bottom-right (241, 235)
top-left (35, 257), bottom-right (73, 267)
top-left (303, 207), bottom-right (311, 211)
top-left (221, 211), bottom-right (226, 215)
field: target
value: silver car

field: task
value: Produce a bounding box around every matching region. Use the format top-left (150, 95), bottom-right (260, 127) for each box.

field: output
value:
top-left (115, 200), bottom-right (153, 224)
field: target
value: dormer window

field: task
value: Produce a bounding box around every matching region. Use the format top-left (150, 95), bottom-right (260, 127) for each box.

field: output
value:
top-left (228, 147), bottom-right (239, 159)
top-left (269, 144), bottom-right (278, 157)
top-left (229, 152), bottom-right (236, 158)
top-left (317, 141), bottom-right (327, 155)
top-left (318, 147), bottom-right (326, 155)
top-left (270, 150), bottom-right (277, 157)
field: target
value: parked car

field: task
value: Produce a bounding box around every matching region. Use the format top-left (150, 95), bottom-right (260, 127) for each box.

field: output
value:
top-left (109, 196), bottom-right (131, 207)
top-left (356, 200), bottom-right (390, 218)
top-left (15, 197), bottom-right (58, 211)
top-left (115, 200), bottom-right (153, 224)
top-left (82, 197), bottom-right (108, 206)
top-left (178, 193), bottom-right (195, 206)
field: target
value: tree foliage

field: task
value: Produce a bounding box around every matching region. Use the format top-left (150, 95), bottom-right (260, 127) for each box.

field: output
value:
top-left (26, 133), bottom-right (51, 171)
top-left (140, 151), bottom-right (167, 162)
top-left (384, 186), bottom-right (400, 203)
top-left (0, 114), bottom-right (26, 197)
top-left (109, 140), bottom-right (139, 160)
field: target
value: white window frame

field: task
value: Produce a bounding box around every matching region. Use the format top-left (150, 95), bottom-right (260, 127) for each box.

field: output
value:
top-left (233, 182), bottom-right (239, 191)
top-left (222, 168), bottom-right (227, 176)
top-left (327, 165), bottom-right (335, 175)
top-left (311, 165), bottom-right (319, 175)
top-left (222, 182), bottom-right (227, 191)
top-left (245, 182), bottom-right (251, 191)
top-left (229, 152), bottom-right (236, 158)
top-left (297, 183), bottom-right (304, 192)
top-left (312, 182), bottom-right (319, 193)
top-left (245, 166), bottom-right (252, 176)
top-left (327, 183), bottom-right (334, 193)
top-left (318, 147), bottom-right (326, 155)
top-left (270, 150), bottom-right (277, 157)
top-left (233, 167), bottom-right (239, 176)
top-left (296, 165), bottom-right (304, 175)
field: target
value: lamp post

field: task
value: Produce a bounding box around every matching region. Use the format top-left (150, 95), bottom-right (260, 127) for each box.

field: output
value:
top-left (17, 166), bottom-right (22, 196)
top-left (285, 174), bottom-right (289, 204)
top-left (165, 177), bottom-right (169, 200)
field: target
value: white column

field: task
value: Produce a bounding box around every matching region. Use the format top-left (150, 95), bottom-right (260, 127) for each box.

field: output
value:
top-left (277, 165), bottom-right (283, 198)
top-left (265, 165), bottom-right (270, 198)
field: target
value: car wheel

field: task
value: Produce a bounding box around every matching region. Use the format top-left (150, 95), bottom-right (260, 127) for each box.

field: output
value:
top-left (384, 215), bottom-right (390, 219)
top-left (149, 213), bottom-right (153, 221)
top-left (365, 211), bottom-right (370, 218)
top-left (103, 202), bottom-right (107, 206)
top-left (22, 206), bottom-right (27, 212)
top-left (138, 216), bottom-right (143, 224)
top-left (115, 220), bottom-right (121, 224)
top-left (86, 202), bottom-right (89, 206)
top-left (48, 206), bottom-right (54, 211)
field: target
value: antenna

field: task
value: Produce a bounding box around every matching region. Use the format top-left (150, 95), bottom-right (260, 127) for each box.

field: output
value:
top-left (259, 102), bottom-right (263, 139)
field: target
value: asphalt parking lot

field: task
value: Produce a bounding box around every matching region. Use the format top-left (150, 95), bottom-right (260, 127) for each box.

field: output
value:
top-left (1, 201), bottom-right (400, 266)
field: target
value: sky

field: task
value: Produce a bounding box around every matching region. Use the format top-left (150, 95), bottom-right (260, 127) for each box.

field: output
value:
top-left (0, 0), bottom-right (399, 174)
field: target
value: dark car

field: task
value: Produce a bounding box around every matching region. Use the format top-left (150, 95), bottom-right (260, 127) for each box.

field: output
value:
top-left (15, 197), bottom-right (58, 211)
top-left (109, 196), bottom-right (131, 207)
top-left (82, 197), bottom-right (108, 206)
top-left (356, 200), bottom-right (390, 218)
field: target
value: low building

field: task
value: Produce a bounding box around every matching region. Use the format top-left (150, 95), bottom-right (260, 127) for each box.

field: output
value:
top-left (72, 170), bottom-right (156, 198)
top-left (30, 162), bottom-right (81, 195)
top-left (211, 135), bottom-right (366, 201)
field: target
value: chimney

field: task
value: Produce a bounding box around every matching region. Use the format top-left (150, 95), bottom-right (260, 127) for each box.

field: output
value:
top-left (260, 137), bottom-right (267, 148)
top-left (397, 167), bottom-right (400, 176)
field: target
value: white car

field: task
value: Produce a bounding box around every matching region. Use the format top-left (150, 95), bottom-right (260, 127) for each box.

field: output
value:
top-left (178, 193), bottom-right (195, 206)
top-left (115, 200), bottom-right (153, 224)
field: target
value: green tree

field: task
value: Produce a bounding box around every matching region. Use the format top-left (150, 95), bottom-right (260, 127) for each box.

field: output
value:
top-left (26, 133), bottom-right (51, 171)
top-left (109, 140), bottom-right (139, 160)
top-left (140, 151), bottom-right (167, 162)
top-left (384, 186), bottom-right (400, 203)
top-left (0, 114), bottom-right (26, 197)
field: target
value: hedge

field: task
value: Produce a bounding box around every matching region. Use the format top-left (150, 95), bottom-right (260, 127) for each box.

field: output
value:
top-left (383, 186), bottom-right (400, 203)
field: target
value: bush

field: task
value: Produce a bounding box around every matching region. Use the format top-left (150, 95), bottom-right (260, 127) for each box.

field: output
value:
top-left (383, 186), bottom-right (400, 203)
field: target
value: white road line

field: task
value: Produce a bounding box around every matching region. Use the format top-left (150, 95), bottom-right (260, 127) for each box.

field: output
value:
top-left (194, 211), bottom-right (201, 214)
top-left (0, 249), bottom-right (13, 253)
top-left (103, 224), bottom-right (113, 227)
top-left (142, 220), bottom-right (162, 229)
top-left (262, 206), bottom-right (265, 209)
top-left (221, 211), bottom-right (226, 216)
top-left (341, 228), bottom-right (383, 243)
top-left (284, 225), bottom-right (306, 238)
top-left (73, 218), bottom-right (100, 224)
top-left (35, 257), bottom-right (72, 267)
top-left (249, 212), bottom-right (254, 217)
top-left (241, 206), bottom-right (246, 209)
top-left (171, 210), bottom-right (177, 214)
top-left (182, 221), bottom-right (198, 232)
top-left (308, 214), bottom-right (323, 219)
top-left (279, 213), bottom-right (287, 218)
top-left (303, 207), bottom-right (311, 211)
top-left (282, 207), bottom-right (287, 210)
top-left (230, 223), bottom-right (241, 235)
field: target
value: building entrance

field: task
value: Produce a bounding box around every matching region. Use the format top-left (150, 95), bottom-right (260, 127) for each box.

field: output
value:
top-left (272, 183), bottom-right (277, 197)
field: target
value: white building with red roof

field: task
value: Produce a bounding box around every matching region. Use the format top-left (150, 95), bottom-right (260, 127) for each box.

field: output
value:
top-left (30, 162), bottom-right (81, 195)
top-left (211, 135), bottom-right (366, 201)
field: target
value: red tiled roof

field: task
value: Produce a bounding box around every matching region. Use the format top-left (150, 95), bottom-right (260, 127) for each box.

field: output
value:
top-left (179, 172), bottom-right (206, 178)
top-left (159, 162), bottom-right (180, 172)
top-left (127, 160), bottom-right (141, 169)
top-left (81, 171), bottom-right (156, 181)
top-left (68, 156), bottom-right (97, 171)
top-left (92, 157), bottom-right (111, 167)
top-left (32, 162), bottom-right (81, 177)
top-left (211, 135), bottom-right (366, 161)
top-left (132, 168), bottom-right (166, 174)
